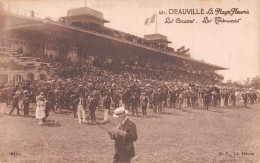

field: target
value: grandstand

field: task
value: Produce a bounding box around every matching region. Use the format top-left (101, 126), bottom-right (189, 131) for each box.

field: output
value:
top-left (0, 2), bottom-right (227, 85)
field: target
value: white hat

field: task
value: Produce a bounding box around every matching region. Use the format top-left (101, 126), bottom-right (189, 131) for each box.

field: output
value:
top-left (38, 95), bottom-right (44, 100)
top-left (113, 107), bottom-right (128, 118)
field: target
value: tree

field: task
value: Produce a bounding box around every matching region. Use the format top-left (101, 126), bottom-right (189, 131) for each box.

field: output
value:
top-left (251, 76), bottom-right (260, 89)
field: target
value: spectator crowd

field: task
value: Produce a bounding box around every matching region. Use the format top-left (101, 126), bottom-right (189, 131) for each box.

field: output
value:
top-left (0, 56), bottom-right (259, 125)
top-left (58, 20), bottom-right (191, 57)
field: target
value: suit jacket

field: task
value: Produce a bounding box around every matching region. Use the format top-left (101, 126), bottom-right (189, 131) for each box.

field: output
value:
top-left (73, 98), bottom-right (87, 109)
top-left (152, 92), bottom-right (158, 104)
top-left (112, 118), bottom-right (138, 161)
top-left (113, 94), bottom-right (120, 103)
top-left (202, 91), bottom-right (211, 104)
top-left (23, 94), bottom-right (30, 104)
top-left (140, 96), bottom-right (148, 107)
top-left (103, 97), bottom-right (111, 109)
top-left (12, 95), bottom-right (19, 107)
top-left (89, 97), bottom-right (98, 110)
top-left (129, 96), bottom-right (138, 107)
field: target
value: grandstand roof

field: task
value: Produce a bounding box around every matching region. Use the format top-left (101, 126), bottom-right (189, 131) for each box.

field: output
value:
top-left (3, 18), bottom-right (228, 71)
top-left (61, 7), bottom-right (110, 23)
top-left (144, 34), bottom-right (172, 44)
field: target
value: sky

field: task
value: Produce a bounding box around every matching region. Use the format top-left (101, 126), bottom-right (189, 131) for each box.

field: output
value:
top-left (1, 0), bottom-right (260, 82)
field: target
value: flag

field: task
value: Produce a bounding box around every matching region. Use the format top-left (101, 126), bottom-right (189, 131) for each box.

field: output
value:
top-left (145, 14), bottom-right (156, 25)
top-left (183, 48), bottom-right (189, 54)
top-left (177, 46), bottom-right (185, 52)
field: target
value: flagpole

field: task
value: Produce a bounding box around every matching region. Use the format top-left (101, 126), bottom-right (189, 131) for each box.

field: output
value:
top-left (229, 53), bottom-right (231, 80)
top-left (155, 14), bottom-right (157, 34)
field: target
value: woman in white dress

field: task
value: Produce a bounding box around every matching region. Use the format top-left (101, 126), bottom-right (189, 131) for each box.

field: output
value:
top-left (36, 95), bottom-right (46, 125)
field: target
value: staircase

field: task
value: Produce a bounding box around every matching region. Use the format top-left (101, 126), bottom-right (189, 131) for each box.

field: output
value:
top-left (0, 48), bottom-right (55, 83)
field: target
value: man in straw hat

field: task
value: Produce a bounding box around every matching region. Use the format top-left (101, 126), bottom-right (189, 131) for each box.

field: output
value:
top-left (108, 107), bottom-right (137, 163)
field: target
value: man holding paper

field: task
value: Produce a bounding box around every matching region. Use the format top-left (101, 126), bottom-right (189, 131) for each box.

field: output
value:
top-left (108, 107), bottom-right (138, 163)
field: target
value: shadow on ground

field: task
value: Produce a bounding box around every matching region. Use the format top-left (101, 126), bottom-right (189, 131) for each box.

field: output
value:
top-left (41, 120), bottom-right (62, 127)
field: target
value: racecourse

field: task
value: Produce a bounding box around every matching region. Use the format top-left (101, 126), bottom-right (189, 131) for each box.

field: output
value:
top-left (0, 104), bottom-right (260, 163)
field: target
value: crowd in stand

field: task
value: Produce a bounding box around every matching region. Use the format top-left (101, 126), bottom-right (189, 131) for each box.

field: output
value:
top-left (0, 57), bottom-right (259, 125)
top-left (59, 21), bottom-right (190, 57)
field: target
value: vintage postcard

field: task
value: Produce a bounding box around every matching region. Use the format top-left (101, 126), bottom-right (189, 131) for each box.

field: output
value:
top-left (0, 0), bottom-right (259, 162)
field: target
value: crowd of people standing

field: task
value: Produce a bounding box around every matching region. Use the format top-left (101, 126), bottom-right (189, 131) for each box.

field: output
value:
top-left (0, 58), bottom-right (259, 125)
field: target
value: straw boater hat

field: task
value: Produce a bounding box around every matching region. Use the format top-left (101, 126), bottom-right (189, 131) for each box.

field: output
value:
top-left (113, 107), bottom-right (128, 118)
top-left (38, 95), bottom-right (44, 101)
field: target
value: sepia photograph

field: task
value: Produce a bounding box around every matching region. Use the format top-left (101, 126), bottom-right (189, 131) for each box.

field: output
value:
top-left (0, 0), bottom-right (259, 162)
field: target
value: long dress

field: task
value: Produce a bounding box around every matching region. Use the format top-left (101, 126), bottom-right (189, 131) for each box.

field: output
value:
top-left (36, 100), bottom-right (46, 119)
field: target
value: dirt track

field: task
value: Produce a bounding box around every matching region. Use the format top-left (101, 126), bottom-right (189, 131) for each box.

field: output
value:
top-left (0, 104), bottom-right (259, 163)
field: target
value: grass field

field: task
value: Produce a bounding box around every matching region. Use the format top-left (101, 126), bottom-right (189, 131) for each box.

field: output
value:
top-left (0, 104), bottom-right (260, 163)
